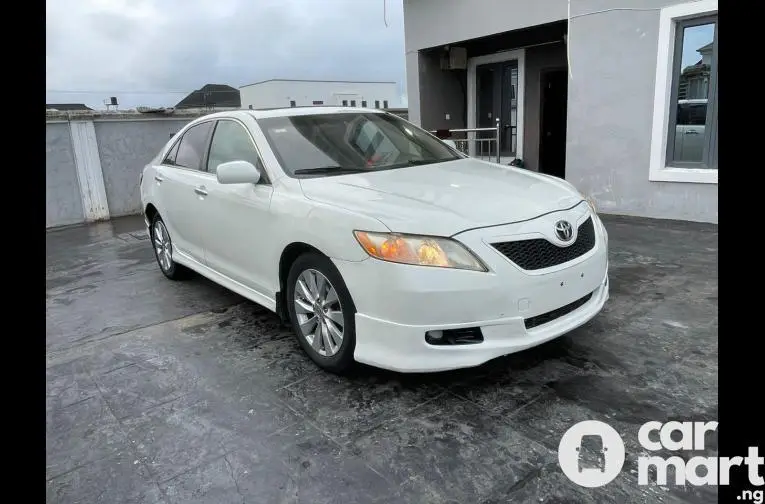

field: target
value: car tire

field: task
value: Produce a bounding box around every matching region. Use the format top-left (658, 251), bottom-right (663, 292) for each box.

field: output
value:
top-left (286, 252), bottom-right (357, 374)
top-left (150, 214), bottom-right (192, 281)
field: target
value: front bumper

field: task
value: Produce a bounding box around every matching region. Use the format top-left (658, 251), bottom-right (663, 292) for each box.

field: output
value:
top-left (333, 202), bottom-right (610, 373)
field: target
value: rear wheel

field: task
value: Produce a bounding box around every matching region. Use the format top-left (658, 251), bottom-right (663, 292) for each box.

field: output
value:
top-left (286, 252), bottom-right (356, 373)
top-left (150, 214), bottom-right (191, 280)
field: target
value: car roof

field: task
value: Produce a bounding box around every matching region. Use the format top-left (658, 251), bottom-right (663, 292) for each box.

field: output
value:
top-left (192, 107), bottom-right (390, 123)
top-left (249, 106), bottom-right (389, 119)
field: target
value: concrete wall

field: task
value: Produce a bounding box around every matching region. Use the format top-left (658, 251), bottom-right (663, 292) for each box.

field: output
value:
top-left (46, 123), bottom-right (84, 228)
top-left (45, 111), bottom-right (207, 228)
top-left (566, 0), bottom-right (717, 223)
top-left (523, 42), bottom-right (567, 173)
top-left (95, 120), bottom-right (191, 217)
top-left (417, 51), bottom-right (466, 131)
top-left (240, 80), bottom-right (400, 109)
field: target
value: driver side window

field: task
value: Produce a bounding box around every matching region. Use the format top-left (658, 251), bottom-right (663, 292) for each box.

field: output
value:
top-left (207, 120), bottom-right (265, 179)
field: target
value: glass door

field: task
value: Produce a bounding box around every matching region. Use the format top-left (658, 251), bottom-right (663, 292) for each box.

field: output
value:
top-left (475, 60), bottom-right (518, 158)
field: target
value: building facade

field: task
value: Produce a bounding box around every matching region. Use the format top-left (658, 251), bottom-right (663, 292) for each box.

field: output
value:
top-left (403, 0), bottom-right (718, 223)
top-left (239, 79), bottom-right (400, 110)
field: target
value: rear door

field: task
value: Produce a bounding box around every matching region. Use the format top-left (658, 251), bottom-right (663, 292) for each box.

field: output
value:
top-left (155, 120), bottom-right (215, 264)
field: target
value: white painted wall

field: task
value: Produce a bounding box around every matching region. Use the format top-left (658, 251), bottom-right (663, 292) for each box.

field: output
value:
top-left (240, 80), bottom-right (400, 109)
top-left (403, 0), bottom-right (568, 52)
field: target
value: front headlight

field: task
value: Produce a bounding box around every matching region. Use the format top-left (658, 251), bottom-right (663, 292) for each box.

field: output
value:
top-left (353, 231), bottom-right (488, 272)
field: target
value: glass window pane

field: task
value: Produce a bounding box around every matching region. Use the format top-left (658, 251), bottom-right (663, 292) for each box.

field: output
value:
top-left (162, 140), bottom-right (180, 165)
top-left (207, 121), bottom-right (261, 174)
top-left (175, 122), bottom-right (214, 170)
top-left (669, 21), bottom-right (715, 164)
top-left (258, 113), bottom-right (460, 176)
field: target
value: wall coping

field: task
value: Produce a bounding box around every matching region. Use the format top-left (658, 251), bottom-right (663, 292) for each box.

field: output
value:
top-left (46, 107), bottom-right (410, 123)
top-left (46, 108), bottom-right (214, 123)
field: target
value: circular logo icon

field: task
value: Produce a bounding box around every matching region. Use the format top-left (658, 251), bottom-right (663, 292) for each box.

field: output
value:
top-left (558, 420), bottom-right (626, 488)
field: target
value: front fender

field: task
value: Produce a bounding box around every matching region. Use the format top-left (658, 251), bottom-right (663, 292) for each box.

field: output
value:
top-left (293, 201), bottom-right (390, 262)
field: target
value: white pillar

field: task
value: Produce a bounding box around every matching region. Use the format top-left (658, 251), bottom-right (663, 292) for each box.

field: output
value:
top-left (69, 120), bottom-right (110, 222)
top-left (405, 50), bottom-right (421, 126)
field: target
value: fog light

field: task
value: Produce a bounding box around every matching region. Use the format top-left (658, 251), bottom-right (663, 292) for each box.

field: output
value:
top-left (425, 330), bottom-right (443, 344)
top-left (425, 327), bottom-right (484, 345)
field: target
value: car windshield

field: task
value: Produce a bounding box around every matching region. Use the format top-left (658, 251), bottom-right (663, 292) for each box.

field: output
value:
top-left (257, 112), bottom-right (462, 177)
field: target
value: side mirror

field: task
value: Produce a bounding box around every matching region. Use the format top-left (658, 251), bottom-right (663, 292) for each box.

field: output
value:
top-left (216, 160), bottom-right (261, 185)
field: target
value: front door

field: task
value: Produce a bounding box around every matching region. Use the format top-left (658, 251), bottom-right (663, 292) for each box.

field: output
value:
top-left (539, 69), bottom-right (568, 178)
top-left (202, 119), bottom-right (274, 297)
top-left (476, 60), bottom-right (519, 158)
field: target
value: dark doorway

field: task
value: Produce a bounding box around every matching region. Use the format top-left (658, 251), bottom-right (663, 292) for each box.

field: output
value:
top-left (476, 60), bottom-right (519, 158)
top-left (539, 69), bottom-right (568, 178)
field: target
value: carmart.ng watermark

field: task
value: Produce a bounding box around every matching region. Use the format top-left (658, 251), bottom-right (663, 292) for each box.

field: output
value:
top-left (558, 420), bottom-right (763, 501)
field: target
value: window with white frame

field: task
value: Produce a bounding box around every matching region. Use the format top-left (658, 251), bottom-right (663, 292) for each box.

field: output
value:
top-left (649, 0), bottom-right (717, 184)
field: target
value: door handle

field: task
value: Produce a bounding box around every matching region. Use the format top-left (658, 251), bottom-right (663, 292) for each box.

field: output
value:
top-left (194, 186), bottom-right (208, 196)
top-left (684, 130), bottom-right (700, 135)
top-left (154, 175), bottom-right (164, 182)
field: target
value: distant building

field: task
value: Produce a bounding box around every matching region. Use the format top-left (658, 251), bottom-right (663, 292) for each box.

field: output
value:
top-left (239, 79), bottom-right (400, 110)
top-left (46, 103), bottom-right (93, 111)
top-left (678, 41), bottom-right (712, 100)
top-left (175, 84), bottom-right (241, 110)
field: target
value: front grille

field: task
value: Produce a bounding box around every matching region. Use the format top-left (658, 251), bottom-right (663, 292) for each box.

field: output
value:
top-left (491, 217), bottom-right (596, 271)
top-left (524, 292), bottom-right (593, 330)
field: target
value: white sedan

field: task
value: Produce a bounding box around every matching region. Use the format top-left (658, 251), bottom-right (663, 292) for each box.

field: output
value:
top-left (140, 107), bottom-right (609, 374)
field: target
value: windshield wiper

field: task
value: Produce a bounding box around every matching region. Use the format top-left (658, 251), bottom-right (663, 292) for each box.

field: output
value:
top-left (293, 166), bottom-right (368, 176)
top-left (404, 159), bottom-right (438, 166)
top-left (385, 159), bottom-right (440, 169)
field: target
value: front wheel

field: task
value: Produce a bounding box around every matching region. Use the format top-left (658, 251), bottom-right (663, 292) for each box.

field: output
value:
top-left (286, 252), bottom-right (357, 374)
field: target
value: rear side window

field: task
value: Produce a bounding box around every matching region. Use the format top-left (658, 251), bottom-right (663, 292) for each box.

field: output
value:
top-left (162, 140), bottom-right (181, 165)
top-left (173, 122), bottom-right (214, 170)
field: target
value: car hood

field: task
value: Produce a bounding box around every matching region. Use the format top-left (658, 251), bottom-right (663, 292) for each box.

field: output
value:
top-left (298, 158), bottom-right (584, 236)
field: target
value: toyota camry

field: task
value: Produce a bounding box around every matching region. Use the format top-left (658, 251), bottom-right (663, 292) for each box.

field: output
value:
top-left (140, 107), bottom-right (609, 373)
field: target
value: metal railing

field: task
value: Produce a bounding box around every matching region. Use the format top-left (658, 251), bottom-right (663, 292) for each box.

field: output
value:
top-left (432, 118), bottom-right (501, 163)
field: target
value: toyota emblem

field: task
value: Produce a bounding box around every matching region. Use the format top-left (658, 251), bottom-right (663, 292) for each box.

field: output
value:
top-left (554, 220), bottom-right (574, 242)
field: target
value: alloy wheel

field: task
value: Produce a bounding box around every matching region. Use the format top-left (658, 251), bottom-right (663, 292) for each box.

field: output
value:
top-left (153, 220), bottom-right (173, 272)
top-left (293, 269), bottom-right (344, 357)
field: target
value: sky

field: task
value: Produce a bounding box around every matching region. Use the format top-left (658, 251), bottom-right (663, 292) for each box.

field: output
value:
top-left (680, 22), bottom-right (715, 69)
top-left (46, 0), bottom-right (407, 110)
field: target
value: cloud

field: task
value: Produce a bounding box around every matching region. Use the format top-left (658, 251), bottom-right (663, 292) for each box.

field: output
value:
top-left (46, 0), bottom-right (407, 109)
